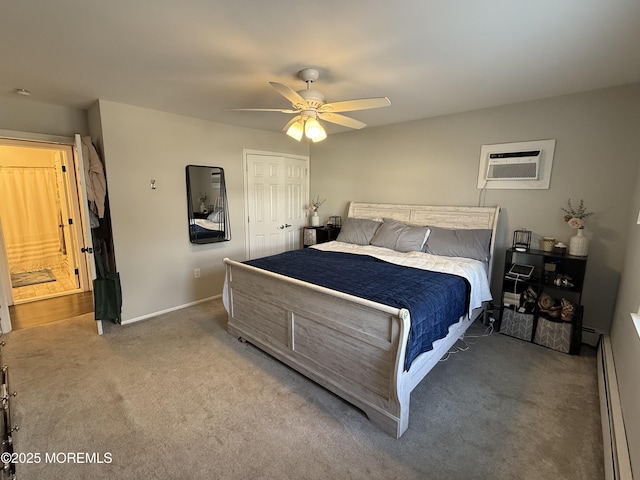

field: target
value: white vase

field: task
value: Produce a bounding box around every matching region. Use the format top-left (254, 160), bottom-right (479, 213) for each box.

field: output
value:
top-left (311, 212), bottom-right (320, 227)
top-left (569, 228), bottom-right (589, 256)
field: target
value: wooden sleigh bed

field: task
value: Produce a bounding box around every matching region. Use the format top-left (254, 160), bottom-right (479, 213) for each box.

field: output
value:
top-left (223, 202), bottom-right (500, 438)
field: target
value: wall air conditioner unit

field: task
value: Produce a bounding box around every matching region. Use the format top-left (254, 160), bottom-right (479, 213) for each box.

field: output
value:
top-left (486, 150), bottom-right (541, 181)
top-left (477, 139), bottom-right (555, 190)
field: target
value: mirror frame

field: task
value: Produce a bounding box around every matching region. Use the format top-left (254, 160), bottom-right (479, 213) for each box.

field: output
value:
top-left (185, 165), bottom-right (231, 244)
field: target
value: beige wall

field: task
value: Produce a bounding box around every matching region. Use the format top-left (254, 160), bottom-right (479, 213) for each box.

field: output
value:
top-left (609, 162), bottom-right (640, 475)
top-left (0, 95), bottom-right (88, 137)
top-left (91, 100), bottom-right (308, 322)
top-left (310, 83), bottom-right (640, 336)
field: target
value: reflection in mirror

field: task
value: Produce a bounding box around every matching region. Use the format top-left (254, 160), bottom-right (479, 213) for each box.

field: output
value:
top-left (186, 165), bottom-right (231, 244)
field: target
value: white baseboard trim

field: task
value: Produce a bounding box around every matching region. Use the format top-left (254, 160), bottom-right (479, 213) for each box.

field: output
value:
top-left (597, 335), bottom-right (633, 480)
top-left (120, 294), bottom-right (221, 325)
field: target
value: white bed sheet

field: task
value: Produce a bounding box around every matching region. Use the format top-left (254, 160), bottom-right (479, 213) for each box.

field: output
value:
top-left (191, 218), bottom-right (223, 231)
top-left (310, 241), bottom-right (492, 314)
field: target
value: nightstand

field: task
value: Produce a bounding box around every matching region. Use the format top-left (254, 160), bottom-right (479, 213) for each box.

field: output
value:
top-left (303, 226), bottom-right (341, 247)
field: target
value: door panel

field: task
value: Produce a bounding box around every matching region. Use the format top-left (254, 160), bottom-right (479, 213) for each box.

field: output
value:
top-left (73, 135), bottom-right (96, 282)
top-left (246, 152), bottom-right (309, 260)
top-left (55, 149), bottom-right (83, 290)
top-left (247, 154), bottom-right (285, 259)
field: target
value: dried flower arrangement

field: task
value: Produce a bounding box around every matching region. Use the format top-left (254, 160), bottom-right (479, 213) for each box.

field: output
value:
top-left (561, 199), bottom-right (593, 229)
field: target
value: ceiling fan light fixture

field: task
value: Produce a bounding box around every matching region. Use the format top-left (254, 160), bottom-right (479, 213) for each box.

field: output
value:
top-left (310, 127), bottom-right (327, 142)
top-left (304, 118), bottom-right (326, 141)
top-left (286, 120), bottom-right (304, 141)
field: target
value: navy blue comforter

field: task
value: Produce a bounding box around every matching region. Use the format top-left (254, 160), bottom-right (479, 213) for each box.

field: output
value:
top-left (245, 248), bottom-right (469, 370)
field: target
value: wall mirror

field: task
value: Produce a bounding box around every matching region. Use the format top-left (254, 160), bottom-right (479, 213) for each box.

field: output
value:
top-left (185, 165), bottom-right (230, 244)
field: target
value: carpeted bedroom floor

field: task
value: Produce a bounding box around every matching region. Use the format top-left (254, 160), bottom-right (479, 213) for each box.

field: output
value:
top-left (3, 298), bottom-right (603, 480)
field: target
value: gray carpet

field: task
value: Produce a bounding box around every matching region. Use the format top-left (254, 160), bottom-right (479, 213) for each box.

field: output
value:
top-left (10, 268), bottom-right (56, 288)
top-left (3, 299), bottom-right (604, 479)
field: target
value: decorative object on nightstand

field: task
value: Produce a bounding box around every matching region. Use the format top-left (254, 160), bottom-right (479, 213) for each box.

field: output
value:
top-left (552, 242), bottom-right (567, 255)
top-left (562, 198), bottom-right (593, 257)
top-left (308, 195), bottom-right (325, 227)
top-left (512, 228), bottom-right (531, 252)
top-left (542, 237), bottom-right (555, 252)
top-left (569, 229), bottom-right (589, 256)
top-left (328, 216), bottom-right (342, 228)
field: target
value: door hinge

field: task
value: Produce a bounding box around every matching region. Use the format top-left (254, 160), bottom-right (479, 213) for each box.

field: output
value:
top-left (68, 218), bottom-right (73, 225)
top-left (74, 268), bottom-right (79, 275)
top-left (61, 165), bottom-right (67, 172)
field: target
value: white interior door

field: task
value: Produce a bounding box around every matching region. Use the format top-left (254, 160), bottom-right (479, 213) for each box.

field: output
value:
top-left (73, 135), bottom-right (102, 334)
top-left (73, 134), bottom-right (96, 282)
top-left (245, 151), bottom-right (309, 260)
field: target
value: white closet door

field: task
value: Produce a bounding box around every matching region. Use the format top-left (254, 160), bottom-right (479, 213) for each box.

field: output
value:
top-left (283, 156), bottom-right (307, 252)
top-left (245, 152), bottom-right (308, 260)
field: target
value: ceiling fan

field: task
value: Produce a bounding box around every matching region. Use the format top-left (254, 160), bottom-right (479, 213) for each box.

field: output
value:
top-left (227, 68), bottom-right (391, 142)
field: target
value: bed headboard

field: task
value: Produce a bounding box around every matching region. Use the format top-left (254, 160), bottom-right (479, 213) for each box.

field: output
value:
top-left (347, 202), bottom-right (501, 279)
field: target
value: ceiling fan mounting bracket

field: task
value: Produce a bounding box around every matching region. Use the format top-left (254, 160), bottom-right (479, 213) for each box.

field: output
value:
top-left (298, 68), bottom-right (319, 84)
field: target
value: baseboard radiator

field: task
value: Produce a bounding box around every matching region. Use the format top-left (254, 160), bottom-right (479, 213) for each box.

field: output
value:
top-left (597, 335), bottom-right (633, 480)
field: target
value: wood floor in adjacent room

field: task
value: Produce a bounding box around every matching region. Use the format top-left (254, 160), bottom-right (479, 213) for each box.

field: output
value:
top-left (8, 291), bottom-right (93, 330)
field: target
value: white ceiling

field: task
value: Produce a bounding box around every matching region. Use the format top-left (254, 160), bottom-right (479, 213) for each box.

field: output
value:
top-left (2, 0), bottom-right (639, 135)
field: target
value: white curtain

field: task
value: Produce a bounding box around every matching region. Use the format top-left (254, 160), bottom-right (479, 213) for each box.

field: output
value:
top-left (0, 166), bottom-right (64, 273)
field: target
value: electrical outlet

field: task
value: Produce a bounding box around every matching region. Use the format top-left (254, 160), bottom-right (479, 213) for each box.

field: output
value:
top-left (194, 268), bottom-right (200, 278)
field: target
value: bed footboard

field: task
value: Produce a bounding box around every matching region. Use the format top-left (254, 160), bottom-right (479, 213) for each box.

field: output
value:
top-left (224, 258), bottom-right (412, 438)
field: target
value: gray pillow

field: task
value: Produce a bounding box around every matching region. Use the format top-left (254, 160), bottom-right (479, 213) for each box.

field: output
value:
top-left (370, 219), bottom-right (430, 252)
top-left (424, 226), bottom-right (492, 262)
top-left (335, 217), bottom-right (382, 245)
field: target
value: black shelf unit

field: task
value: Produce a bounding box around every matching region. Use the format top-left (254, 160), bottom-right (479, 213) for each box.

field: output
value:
top-left (497, 248), bottom-right (587, 354)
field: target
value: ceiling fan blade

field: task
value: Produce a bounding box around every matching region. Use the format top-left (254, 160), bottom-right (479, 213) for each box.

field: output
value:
top-left (269, 82), bottom-right (308, 109)
top-left (225, 108), bottom-right (298, 113)
top-left (319, 97), bottom-right (391, 113)
top-left (282, 115), bottom-right (303, 132)
top-left (318, 112), bottom-right (366, 129)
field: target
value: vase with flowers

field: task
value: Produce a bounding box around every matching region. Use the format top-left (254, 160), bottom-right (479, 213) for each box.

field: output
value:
top-left (199, 192), bottom-right (208, 214)
top-left (309, 195), bottom-right (326, 227)
top-left (561, 199), bottom-right (593, 256)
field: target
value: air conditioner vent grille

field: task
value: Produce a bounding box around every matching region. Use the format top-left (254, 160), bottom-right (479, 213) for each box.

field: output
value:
top-left (487, 162), bottom-right (538, 180)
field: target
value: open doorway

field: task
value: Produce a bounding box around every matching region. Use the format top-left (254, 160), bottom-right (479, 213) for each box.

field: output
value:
top-left (0, 137), bottom-right (92, 328)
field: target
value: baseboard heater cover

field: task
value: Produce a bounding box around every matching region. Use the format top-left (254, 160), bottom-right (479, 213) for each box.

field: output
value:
top-left (597, 335), bottom-right (632, 480)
